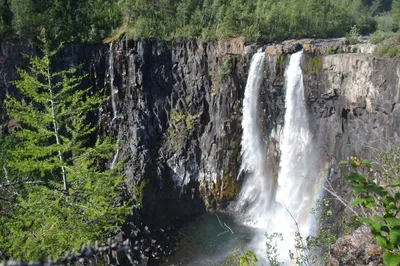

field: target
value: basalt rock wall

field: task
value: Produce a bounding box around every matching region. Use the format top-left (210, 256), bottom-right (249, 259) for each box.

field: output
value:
top-left (109, 38), bottom-right (250, 225)
top-left (0, 37), bottom-right (251, 226)
top-left (1, 37), bottom-right (399, 231)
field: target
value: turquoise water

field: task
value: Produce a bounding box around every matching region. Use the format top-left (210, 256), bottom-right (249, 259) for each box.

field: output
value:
top-left (162, 213), bottom-right (260, 266)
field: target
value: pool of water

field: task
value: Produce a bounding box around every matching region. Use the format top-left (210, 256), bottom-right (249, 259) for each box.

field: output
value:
top-left (162, 213), bottom-right (267, 266)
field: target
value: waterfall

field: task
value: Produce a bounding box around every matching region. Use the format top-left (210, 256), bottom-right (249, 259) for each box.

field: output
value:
top-left (109, 42), bottom-right (118, 120)
top-left (109, 43), bottom-right (120, 169)
top-left (235, 52), bottom-right (274, 227)
top-left (276, 51), bottom-right (319, 237)
top-left (237, 51), bottom-right (323, 263)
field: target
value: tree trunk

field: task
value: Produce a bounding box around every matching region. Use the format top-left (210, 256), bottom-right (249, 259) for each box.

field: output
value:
top-left (47, 67), bottom-right (67, 191)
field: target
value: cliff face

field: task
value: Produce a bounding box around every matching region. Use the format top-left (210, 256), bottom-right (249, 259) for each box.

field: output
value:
top-left (0, 37), bottom-right (250, 225)
top-left (1, 37), bottom-right (399, 229)
top-left (108, 39), bottom-right (250, 224)
top-left (305, 53), bottom-right (400, 161)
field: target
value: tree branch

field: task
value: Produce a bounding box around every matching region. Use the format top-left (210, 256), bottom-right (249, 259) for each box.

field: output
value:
top-left (0, 180), bottom-right (45, 190)
top-left (322, 179), bottom-right (360, 217)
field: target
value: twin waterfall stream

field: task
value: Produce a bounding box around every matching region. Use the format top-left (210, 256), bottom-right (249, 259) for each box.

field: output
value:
top-left (158, 51), bottom-right (327, 266)
top-left (236, 51), bottom-right (324, 264)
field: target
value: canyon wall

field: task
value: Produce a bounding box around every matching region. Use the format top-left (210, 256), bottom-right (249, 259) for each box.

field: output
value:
top-left (1, 37), bottom-right (399, 229)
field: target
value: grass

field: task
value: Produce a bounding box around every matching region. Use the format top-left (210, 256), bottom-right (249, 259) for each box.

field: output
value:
top-left (302, 55), bottom-right (322, 75)
top-left (372, 34), bottom-right (400, 58)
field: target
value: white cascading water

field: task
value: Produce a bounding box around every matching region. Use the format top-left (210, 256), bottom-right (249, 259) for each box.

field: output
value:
top-left (235, 52), bottom-right (275, 226)
top-left (109, 42), bottom-right (118, 120)
top-left (237, 51), bottom-right (323, 263)
top-left (109, 43), bottom-right (120, 169)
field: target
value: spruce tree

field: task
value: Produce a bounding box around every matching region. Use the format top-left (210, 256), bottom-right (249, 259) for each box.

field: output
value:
top-left (0, 30), bottom-right (131, 260)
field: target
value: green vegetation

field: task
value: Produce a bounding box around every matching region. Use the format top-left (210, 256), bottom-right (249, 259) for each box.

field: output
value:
top-left (0, 0), bottom-right (398, 43)
top-left (302, 55), bottom-right (322, 75)
top-left (340, 156), bottom-right (400, 266)
top-left (260, 155), bottom-right (400, 266)
top-left (346, 25), bottom-right (361, 45)
top-left (220, 249), bottom-right (258, 266)
top-left (368, 0), bottom-right (400, 57)
top-left (168, 108), bottom-right (199, 150)
top-left (265, 233), bottom-right (283, 266)
top-left (378, 148), bottom-right (400, 184)
top-left (264, 198), bottom-right (335, 266)
top-left (0, 32), bottom-right (131, 260)
top-left (170, 109), bottom-right (199, 131)
top-left (216, 57), bottom-right (235, 85)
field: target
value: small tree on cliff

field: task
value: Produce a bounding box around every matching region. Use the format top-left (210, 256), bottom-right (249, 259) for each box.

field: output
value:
top-left (0, 30), bottom-right (131, 260)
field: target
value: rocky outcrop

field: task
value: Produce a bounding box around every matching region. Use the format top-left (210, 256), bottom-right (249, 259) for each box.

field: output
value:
top-left (328, 226), bottom-right (383, 266)
top-left (304, 53), bottom-right (400, 161)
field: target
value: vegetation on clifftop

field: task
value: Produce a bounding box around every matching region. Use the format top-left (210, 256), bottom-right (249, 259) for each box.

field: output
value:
top-left (0, 0), bottom-right (400, 43)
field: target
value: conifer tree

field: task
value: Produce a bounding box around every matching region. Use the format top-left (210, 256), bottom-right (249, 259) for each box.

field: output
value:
top-left (0, 30), bottom-right (131, 260)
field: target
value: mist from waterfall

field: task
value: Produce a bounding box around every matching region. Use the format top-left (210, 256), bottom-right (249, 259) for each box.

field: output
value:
top-left (236, 51), bottom-right (323, 263)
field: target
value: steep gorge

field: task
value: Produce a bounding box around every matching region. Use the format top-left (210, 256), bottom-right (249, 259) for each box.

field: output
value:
top-left (1, 37), bottom-right (400, 264)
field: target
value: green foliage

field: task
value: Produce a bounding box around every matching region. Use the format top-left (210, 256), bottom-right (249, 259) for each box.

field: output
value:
top-left (239, 250), bottom-right (258, 266)
top-left (371, 27), bottom-right (400, 57)
top-left (265, 233), bottom-right (283, 266)
top-left (168, 108), bottom-right (199, 151)
top-left (393, 0), bottom-right (400, 29)
top-left (378, 149), bottom-right (400, 184)
top-left (376, 12), bottom-right (397, 33)
top-left (0, 32), bottom-right (131, 260)
top-left (0, 0), bottom-right (11, 35)
top-left (351, 45), bottom-right (359, 53)
top-left (287, 198), bottom-right (336, 266)
top-left (7, 0), bottom-right (121, 43)
top-left (264, 198), bottom-right (335, 266)
top-left (0, 135), bottom-right (19, 224)
top-left (0, 0), bottom-right (392, 42)
top-left (170, 109), bottom-right (187, 123)
top-left (340, 214), bottom-right (363, 235)
top-left (341, 156), bottom-right (400, 266)
top-left (186, 114), bottom-right (199, 131)
top-left (220, 249), bottom-right (258, 266)
top-left (309, 198), bottom-right (336, 264)
top-left (370, 31), bottom-right (400, 44)
top-left (170, 109), bottom-right (199, 131)
top-left (220, 249), bottom-right (242, 266)
top-left (346, 25), bottom-right (361, 44)
top-left (375, 45), bottom-right (400, 57)
top-left (132, 180), bottom-right (147, 208)
top-left (216, 57), bottom-right (234, 85)
top-left (302, 56), bottom-right (322, 75)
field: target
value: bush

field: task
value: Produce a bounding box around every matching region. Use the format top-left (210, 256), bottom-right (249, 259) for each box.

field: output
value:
top-left (346, 25), bottom-right (361, 45)
top-left (375, 12), bottom-right (397, 33)
top-left (340, 157), bottom-right (400, 266)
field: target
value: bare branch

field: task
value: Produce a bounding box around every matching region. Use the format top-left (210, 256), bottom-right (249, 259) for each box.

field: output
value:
top-left (321, 182), bottom-right (359, 217)
top-left (224, 223), bottom-right (234, 234)
top-left (3, 165), bottom-right (10, 184)
top-left (281, 202), bottom-right (311, 266)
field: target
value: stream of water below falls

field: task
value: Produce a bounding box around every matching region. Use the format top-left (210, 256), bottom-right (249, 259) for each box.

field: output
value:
top-left (161, 213), bottom-right (267, 266)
